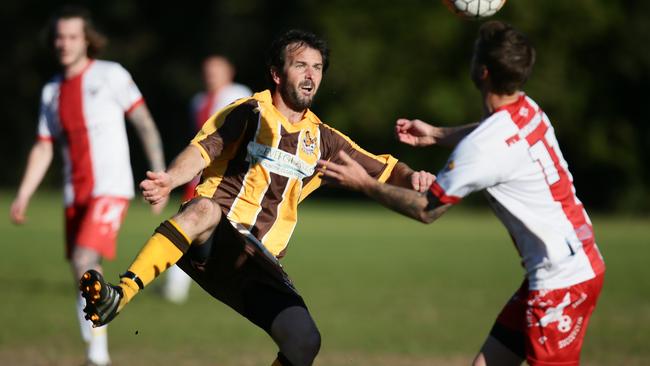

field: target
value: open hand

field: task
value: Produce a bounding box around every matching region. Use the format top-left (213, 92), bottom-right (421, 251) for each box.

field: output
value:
top-left (395, 118), bottom-right (438, 147)
top-left (9, 196), bottom-right (29, 225)
top-left (410, 170), bottom-right (436, 192)
top-left (150, 195), bottom-right (169, 215)
top-left (317, 151), bottom-right (375, 192)
top-left (140, 170), bottom-right (173, 206)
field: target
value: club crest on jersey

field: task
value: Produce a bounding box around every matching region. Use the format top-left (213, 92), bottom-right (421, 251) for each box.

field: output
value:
top-left (301, 130), bottom-right (318, 155)
top-left (446, 160), bottom-right (455, 171)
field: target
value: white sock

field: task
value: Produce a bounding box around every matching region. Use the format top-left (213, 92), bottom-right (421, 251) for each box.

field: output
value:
top-left (76, 294), bottom-right (91, 342)
top-left (87, 325), bottom-right (110, 365)
top-left (163, 265), bottom-right (192, 303)
top-left (77, 294), bottom-right (110, 364)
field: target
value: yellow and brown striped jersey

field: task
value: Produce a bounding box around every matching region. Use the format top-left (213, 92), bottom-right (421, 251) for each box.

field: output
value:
top-left (191, 90), bottom-right (398, 257)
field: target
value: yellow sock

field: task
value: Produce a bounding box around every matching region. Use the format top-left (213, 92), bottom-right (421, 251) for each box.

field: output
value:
top-left (118, 219), bottom-right (191, 307)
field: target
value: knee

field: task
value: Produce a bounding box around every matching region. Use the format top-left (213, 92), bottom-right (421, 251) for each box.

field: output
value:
top-left (71, 246), bottom-right (102, 278)
top-left (300, 328), bottom-right (321, 359)
top-left (295, 326), bottom-right (321, 358)
top-left (177, 198), bottom-right (221, 232)
top-left (192, 197), bottom-right (221, 223)
top-left (281, 325), bottom-right (321, 365)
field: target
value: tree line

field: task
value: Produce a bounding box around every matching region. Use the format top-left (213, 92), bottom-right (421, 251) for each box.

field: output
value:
top-left (2, 0), bottom-right (648, 212)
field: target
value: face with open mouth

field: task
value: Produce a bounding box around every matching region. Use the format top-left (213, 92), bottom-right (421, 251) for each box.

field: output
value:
top-left (278, 43), bottom-right (324, 112)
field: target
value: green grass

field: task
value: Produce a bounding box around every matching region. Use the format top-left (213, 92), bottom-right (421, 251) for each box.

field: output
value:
top-left (0, 191), bottom-right (648, 365)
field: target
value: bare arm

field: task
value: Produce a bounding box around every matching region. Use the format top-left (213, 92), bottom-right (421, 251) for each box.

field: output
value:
top-left (10, 140), bottom-right (54, 224)
top-left (385, 162), bottom-right (414, 188)
top-left (127, 104), bottom-right (167, 212)
top-left (140, 144), bottom-right (206, 205)
top-left (385, 162), bottom-right (435, 193)
top-left (396, 119), bottom-right (479, 148)
top-left (432, 122), bottom-right (480, 148)
top-left (127, 104), bottom-right (166, 172)
top-left (362, 179), bottom-right (451, 224)
top-left (319, 151), bottom-right (451, 223)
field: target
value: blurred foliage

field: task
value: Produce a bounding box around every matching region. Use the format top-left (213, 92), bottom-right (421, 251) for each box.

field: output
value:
top-left (1, 0), bottom-right (648, 212)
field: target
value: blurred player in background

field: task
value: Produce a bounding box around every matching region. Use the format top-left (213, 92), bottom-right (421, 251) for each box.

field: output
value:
top-left (9, 6), bottom-right (166, 366)
top-left (319, 20), bottom-right (605, 366)
top-left (162, 55), bottom-right (252, 304)
top-left (80, 29), bottom-right (432, 366)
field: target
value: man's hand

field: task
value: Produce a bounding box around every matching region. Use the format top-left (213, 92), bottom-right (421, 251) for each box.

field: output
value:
top-left (150, 196), bottom-right (169, 215)
top-left (317, 151), bottom-right (376, 192)
top-left (410, 170), bottom-right (436, 193)
top-left (9, 196), bottom-right (29, 225)
top-left (395, 118), bottom-right (438, 147)
top-left (140, 170), bottom-right (173, 206)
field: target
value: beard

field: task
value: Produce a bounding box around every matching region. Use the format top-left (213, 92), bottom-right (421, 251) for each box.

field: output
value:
top-left (280, 80), bottom-right (315, 112)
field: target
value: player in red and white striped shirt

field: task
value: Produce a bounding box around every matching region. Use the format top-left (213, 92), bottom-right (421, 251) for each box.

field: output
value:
top-left (9, 6), bottom-right (166, 366)
top-left (319, 21), bottom-right (605, 366)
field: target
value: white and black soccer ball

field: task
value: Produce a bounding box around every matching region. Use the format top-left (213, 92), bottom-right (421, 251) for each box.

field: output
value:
top-left (442, 0), bottom-right (506, 18)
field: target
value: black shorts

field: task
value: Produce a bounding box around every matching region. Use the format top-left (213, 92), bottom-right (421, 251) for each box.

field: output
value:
top-left (176, 218), bottom-right (307, 333)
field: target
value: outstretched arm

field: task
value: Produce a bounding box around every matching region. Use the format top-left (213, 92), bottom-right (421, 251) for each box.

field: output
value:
top-left (385, 162), bottom-right (436, 193)
top-left (127, 104), bottom-right (167, 212)
top-left (396, 118), bottom-right (479, 148)
top-left (10, 140), bottom-right (54, 224)
top-left (140, 144), bottom-right (206, 206)
top-left (319, 151), bottom-right (451, 223)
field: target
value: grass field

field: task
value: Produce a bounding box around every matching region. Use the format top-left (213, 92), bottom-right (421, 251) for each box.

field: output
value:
top-left (1, 191), bottom-right (648, 365)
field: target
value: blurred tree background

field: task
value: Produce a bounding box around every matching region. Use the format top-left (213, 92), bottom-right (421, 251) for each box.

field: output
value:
top-left (1, 0), bottom-right (648, 213)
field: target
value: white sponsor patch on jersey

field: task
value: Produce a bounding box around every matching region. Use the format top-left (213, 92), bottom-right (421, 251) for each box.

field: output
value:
top-left (246, 141), bottom-right (315, 180)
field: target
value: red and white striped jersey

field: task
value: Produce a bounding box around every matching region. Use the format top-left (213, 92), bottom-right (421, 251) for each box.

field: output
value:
top-left (430, 94), bottom-right (605, 290)
top-left (37, 60), bottom-right (144, 206)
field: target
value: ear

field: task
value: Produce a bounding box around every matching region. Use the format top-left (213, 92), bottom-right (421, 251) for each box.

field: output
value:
top-left (270, 66), bottom-right (282, 86)
top-left (479, 65), bottom-right (489, 81)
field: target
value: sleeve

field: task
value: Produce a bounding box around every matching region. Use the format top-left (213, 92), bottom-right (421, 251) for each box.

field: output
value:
top-left (190, 101), bottom-right (253, 165)
top-left (321, 125), bottom-right (398, 183)
top-left (108, 64), bottom-right (144, 113)
top-left (430, 138), bottom-right (502, 204)
top-left (37, 86), bottom-right (54, 142)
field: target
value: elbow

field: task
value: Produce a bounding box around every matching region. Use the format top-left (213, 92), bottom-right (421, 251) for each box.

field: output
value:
top-left (417, 206), bottom-right (445, 224)
top-left (416, 210), bottom-right (435, 224)
top-left (35, 140), bottom-right (54, 158)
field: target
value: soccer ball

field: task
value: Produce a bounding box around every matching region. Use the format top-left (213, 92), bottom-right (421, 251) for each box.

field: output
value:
top-left (443, 0), bottom-right (506, 18)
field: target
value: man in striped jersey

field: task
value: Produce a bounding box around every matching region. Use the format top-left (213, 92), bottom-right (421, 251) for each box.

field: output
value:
top-left (319, 21), bottom-right (605, 366)
top-left (80, 29), bottom-right (431, 366)
top-left (10, 6), bottom-right (166, 366)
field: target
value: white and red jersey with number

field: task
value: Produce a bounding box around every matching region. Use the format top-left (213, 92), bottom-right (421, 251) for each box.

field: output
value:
top-left (37, 59), bottom-right (144, 206)
top-left (430, 93), bottom-right (605, 290)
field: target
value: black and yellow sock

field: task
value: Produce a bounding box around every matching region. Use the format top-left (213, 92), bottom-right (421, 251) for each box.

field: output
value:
top-left (118, 219), bottom-right (191, 308)
top-left (271, 352), bottom-right (293, 366)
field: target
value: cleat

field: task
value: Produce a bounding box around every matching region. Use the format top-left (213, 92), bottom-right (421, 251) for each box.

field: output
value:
top-left (79, 270), bottom-right (123, 327)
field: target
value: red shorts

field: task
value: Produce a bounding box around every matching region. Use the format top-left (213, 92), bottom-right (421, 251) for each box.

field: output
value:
top-left (490, 273), bottom-right (604, 366)
top-left (64, 196), bottom-right (129, 260)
